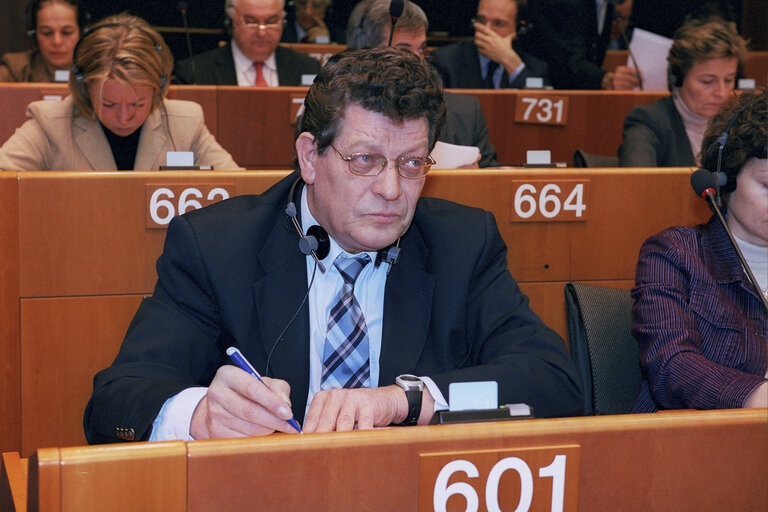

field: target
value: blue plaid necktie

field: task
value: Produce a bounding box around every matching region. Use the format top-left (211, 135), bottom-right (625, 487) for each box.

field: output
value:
top-left (321, 254), bottom-right (371, 389)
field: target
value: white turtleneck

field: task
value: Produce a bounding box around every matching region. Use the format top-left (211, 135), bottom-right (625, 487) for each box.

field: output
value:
top-left (673, 89), bottom-right (711, 166)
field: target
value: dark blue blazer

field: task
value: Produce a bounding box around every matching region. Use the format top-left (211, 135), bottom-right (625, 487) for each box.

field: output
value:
top-left (84, 173), bottom-right (582, 443)
top-left (430, 40), bottom-right (550, 89)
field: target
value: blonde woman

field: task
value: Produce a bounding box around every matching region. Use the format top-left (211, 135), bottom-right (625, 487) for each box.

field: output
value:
top-left (0, 13), bottom-right (241, 171)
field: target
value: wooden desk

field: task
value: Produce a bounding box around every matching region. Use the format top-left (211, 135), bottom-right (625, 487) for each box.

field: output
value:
top-left (0, 84), bottom-right (668, 169)
top-left (602, 50), bottom-right (768, 88)
top-left (1, 169), bottom-right (710, 456)
top-left (3, 409), bottom-right (766, 511)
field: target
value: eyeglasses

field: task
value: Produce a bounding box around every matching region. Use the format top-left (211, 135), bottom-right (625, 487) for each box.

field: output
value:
top-left (329, 144), bottom-right (435, 179)
top-left (238, 13), bottom-right (284, 31)
top-left (472, 15), bottom-right (513, 30)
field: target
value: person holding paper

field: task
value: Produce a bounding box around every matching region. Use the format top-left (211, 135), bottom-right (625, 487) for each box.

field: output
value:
top-left (346, 0), bottom-right (500, 168)
top-left (0, 0), bottom-right (83, 83)
top-left (619, 17), bottom-right (747, 167)
top-left (174, 0), bottom-right (321, 86)
top-left (631, 89), bottom-right (767, 412)
top-left (0, 14), bottom-right (241, 171)
top-left (84, 47), bottom-right (582, 444)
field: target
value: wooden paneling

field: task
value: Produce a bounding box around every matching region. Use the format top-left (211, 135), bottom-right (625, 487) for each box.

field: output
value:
top-left (0, 451), bottom-right (27, 512)
top-left (0, 173), bottom-right (20, 454)
top-left (20, 296), bottom-right (144, 454)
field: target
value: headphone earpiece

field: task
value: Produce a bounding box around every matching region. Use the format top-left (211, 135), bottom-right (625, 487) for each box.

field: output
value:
top-left (668, 68), bottom-right (682, 89)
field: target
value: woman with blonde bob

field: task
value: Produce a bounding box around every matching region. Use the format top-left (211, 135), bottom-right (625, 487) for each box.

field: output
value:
top-left (0, 13), bottom-right (241, 171)
top-left (619, 17), bottom-right (747, 167)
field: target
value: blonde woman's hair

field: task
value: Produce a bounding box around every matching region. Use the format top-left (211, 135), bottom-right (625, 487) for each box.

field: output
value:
top-left (69, 13), bottom-right (173, 118)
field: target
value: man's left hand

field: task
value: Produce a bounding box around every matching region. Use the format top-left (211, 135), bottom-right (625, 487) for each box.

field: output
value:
top-left (303, 385), bottom-right (407, 432)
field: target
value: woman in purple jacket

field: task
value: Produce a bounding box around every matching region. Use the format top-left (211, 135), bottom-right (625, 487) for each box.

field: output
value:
top-left (631, 88), bottom-right (767, 412)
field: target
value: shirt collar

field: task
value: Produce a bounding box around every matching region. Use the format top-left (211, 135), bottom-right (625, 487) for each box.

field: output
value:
top-left (231, 40), bottom-right (277, 73)
top-left (299, 183), bottom-right (377, 271)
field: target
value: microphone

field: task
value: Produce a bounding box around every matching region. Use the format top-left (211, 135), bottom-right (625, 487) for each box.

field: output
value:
top-left (178, 1), bottom-right (197, 84)
top-left (388, 0), bottom-right (404, 47)
top-left (690, 169), bottom-right (768, 313)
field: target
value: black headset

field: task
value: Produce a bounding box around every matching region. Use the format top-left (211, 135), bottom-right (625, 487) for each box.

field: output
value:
top-left (285, 177), bottom-right (401, 274)
top-left (71, 22), bottom-right (167, 91)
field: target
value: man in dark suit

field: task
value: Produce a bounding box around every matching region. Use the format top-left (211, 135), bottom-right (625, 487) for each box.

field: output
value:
top-left (430, 0), bottom-right (549, 89)
top-left (280, 0), bottom-right (346, 43)
top-left (524, 0), bottom-right (640, 89)
top-left (347, 0), bottom-right (500, 167)
top-left (84, 48), bottom-right (581, 444)
top-left (175, 0), bottom-right (320, 85)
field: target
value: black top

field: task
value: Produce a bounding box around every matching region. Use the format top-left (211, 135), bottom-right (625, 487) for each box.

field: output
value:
top-left (102, 124), bottom-right (141, 171)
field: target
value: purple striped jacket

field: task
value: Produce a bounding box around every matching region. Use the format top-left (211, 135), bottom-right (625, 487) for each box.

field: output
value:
top-left (631, 214), bottom-right (767, 412)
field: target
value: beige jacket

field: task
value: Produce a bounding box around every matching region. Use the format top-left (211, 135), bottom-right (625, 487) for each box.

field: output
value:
top-left (0, 96), bottom-right (243, 171)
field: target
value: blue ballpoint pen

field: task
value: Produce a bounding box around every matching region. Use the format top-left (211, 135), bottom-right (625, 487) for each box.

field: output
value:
top-left (226, 346), bottom-right (303, 433)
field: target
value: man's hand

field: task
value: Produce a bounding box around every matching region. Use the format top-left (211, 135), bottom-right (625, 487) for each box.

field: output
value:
top-left (473, 22), bottom-right (522, 74)
top-left (303, 385), bottom-right (404, 432)
top-left (189, 365), bottom-right (299, 439)
top-left (611, 65), bottom-right (641, 90)
top-left (304, 16), bottom-right (329, 43)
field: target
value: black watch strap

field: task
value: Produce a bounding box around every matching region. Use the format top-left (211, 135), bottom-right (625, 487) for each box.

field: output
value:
top-left (396, 374), bottom-right (423, 426)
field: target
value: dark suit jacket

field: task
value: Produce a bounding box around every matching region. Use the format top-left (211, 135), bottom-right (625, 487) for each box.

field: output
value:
top-left (430, 40), bottom-right (550, 90)
top-left (84, 173), bottom-right (582, 443)
top-left (280, 15), bottom-right (346, 44)
top-left (442, 92), bottom-right (500, 168)
top-left (618, 96), bottom-right (695, 167)
top-left (524, 0), bottom-right (612, 89)
top-left (174, 43), bottom-right (321, 85)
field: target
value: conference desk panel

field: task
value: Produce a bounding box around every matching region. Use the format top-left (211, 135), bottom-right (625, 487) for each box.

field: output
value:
top-left (6, 169), bottom-right (711, 456)
top-left (6, 410), bottom-right (766, 511)
top-left (1, 85), bottom-right (668, 170)
top-left (0, 173), bottom-right (20, 455)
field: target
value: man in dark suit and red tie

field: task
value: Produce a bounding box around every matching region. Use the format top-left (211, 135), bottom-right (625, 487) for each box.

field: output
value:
top-left (174, 0), bottom-right (320, 86)
top-left (85, 47), bottom-right (581, 444)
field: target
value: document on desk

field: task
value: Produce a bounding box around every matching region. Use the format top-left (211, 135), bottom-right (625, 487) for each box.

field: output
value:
top-left (430, 141), bottom-right (481, 169)
top-left (627, 28), bottom-right (673, 91)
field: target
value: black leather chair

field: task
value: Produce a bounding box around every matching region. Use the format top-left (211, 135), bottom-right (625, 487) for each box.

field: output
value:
top-left (564, 282), bottom-right (643, 415)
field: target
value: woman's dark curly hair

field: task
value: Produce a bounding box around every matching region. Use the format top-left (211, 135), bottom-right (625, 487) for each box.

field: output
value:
top-left (700, 88), bottom-right (767, 195)
top-left (301, 47), bottom-right (446, 156)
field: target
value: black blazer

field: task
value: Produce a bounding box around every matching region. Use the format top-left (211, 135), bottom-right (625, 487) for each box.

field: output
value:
top-left (618, 96), bottom-right (695, 167)
top-left (524, 0), bottom-right (613, 89)
top-left (430, 40), bottom-right (550, 90)
top-left (442, 92), bottom-right (500, 168)
top-left (84, 173), bottom-right (582, 443)
top-left (174, 43), bottom-right (321, 85)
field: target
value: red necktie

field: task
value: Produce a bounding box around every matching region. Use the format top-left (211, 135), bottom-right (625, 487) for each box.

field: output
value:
top-left (254, 62), bottom-right (268, 86)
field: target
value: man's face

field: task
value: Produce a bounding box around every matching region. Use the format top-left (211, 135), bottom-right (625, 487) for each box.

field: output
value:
top-left (295, 0), bottom-right (328, 32)
top-left (299, 104), bottom-right (428, 253)
top-left (475, 0), bottom-right (517, 38)
top-left (231, 0), bottom-right (284, 63)
top-left (382, 27), bottom-right (428, 57)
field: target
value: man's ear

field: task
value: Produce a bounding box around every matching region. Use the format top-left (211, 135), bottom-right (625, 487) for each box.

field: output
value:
top-left (296, 132), bottom-right (318, 184)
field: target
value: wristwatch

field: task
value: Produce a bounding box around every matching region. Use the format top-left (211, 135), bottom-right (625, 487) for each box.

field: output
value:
top-left (395, 374), bottom-right (424, 426)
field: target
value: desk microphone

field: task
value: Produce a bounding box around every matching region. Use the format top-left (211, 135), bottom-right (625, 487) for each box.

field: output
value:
top-left (691, 169), bottom-right (768, 313)
top-left (388, 0), bottom-right (404, 47)
top-left (178, 2), bottom-right (197, 84)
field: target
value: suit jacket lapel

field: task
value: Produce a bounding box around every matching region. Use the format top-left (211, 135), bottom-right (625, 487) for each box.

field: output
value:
top-left (216, 45), bottom-right (238, 85)
top-left (379, 223), bottom-right (435, 386)
top-left (73, 116), bottom-right (117, 170)
top-left (250, 203), bottom-right (312, 412)
top-left (134, 107), bottom-right (167, 170)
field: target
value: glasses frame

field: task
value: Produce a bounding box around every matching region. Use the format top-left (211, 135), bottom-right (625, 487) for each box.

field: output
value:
top-left (329, 144), bottom-right (435, 179)
top-left (237, 11), bottom-right (285, 31)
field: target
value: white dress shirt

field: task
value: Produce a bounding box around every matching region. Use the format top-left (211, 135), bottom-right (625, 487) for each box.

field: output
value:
top-left (231, 41), bottom-right (279, 87)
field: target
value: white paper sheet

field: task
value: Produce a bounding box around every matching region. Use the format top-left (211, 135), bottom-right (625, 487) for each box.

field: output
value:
top-left (627, 28), bottom-right (674, 91)
top-left (430, 141), bottom-right (481, 169)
